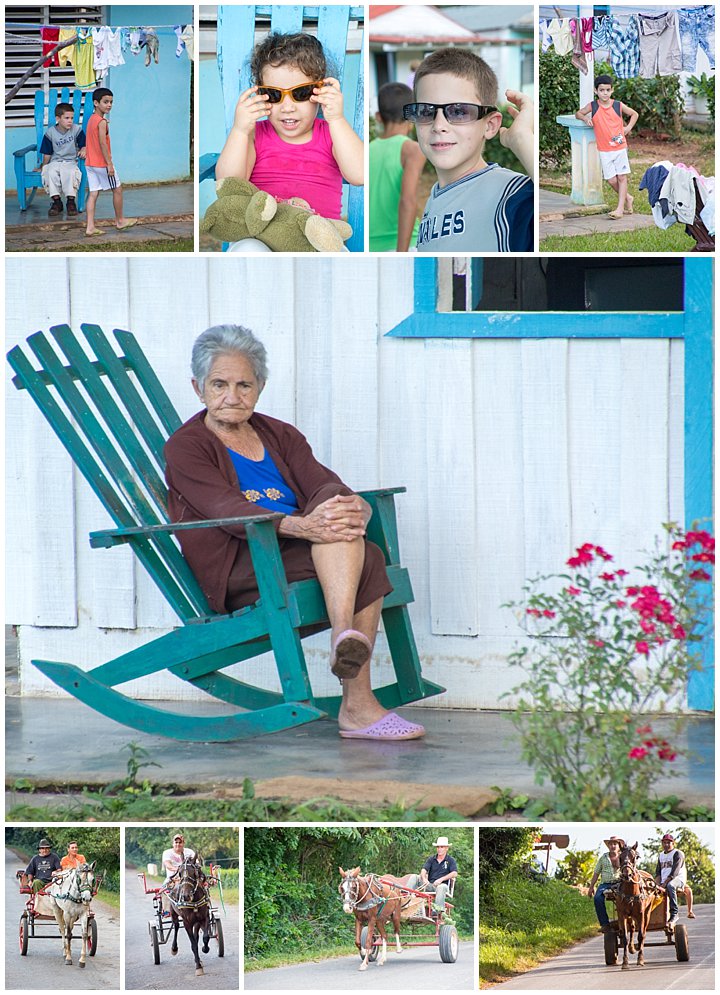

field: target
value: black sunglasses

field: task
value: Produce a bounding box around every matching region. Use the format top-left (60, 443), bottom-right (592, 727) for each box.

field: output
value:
top-left (256, 81), bottom-right (323, 103)
top-left (403, 102), bottom-right (498, 124)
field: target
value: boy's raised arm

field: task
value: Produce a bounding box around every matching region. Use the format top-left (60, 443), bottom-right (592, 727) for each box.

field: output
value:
top-left (621, 103), bottom-right (639, 135)
top-left (499, 90), bottom-right (535, 180)
top-left (575, 102), bottom-right (593, 124)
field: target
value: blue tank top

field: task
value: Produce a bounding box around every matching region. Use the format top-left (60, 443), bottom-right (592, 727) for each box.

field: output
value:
top-left (227, 447), bottom-right (299, 515)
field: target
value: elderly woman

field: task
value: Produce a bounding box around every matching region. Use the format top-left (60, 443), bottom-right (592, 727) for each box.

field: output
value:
top-left (164, 325), bottom-right (425, 742)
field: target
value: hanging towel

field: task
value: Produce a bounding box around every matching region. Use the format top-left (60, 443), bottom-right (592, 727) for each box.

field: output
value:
top-left (571, 19), bottom-right (588, 75)
top-left (41, 26), bottom-right (60, 67)
top-left (73, 27), bottom-right (97, 90)
top-left (57, 28), bottom-right (76, 68)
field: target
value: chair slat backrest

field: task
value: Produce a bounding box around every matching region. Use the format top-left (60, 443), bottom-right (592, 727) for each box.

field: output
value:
top-left (216, 4), bottom-right (365, 250)
top-left (7, 326), bottom-right (211, 621)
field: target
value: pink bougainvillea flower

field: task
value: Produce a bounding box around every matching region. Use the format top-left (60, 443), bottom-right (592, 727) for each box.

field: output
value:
top-left (626, 586), bottom-right (640, 596)
top-left (542, 609), bottom-right (556, 618)
top-left (672, 539), bottom-right (687, 550)
top-left (689, 568), bottom-right (711, 582)
top-left (628, 747), bottom-right (649, 759)
top-left (568, 548), bottom-right (594, 567)
top-left (636, 725), bottom-right (653, 735)
top-left (692, 551), bottom-right (714, 563)
top-left (599, 572), bottom-right (616, 582)
top-left (640, 619), bottom-right (656, 634)
top-left (658, 748), bottom-right (677, 761)
top-left (686, 530), bottom-right (714, 550)
top-left (526, 608), bottom-right (541, 617)
top-left (566, 586), bottom-right (581, 596)
top-left (591, 639), bottom-right (605, 647)
top-left (643, 739), bottom-right (657, 748)
top-left (635, 641), bottom-right (650, 656)
top-left (671, 625), bottom-right (687, 639)
top-left (615, 599), bottom-right (627, 608)
top-left (595, 546), bottom-right (613, 560)
top-left (616, 569), bottom-right (628, 578)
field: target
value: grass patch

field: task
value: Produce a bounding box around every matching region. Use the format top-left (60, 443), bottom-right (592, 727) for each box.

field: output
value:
top-left (98, 888), bottom-right (121, 911)
top-left (38, 237), bottom-right (195, 253)
top-left (540, 226), bottom-right (698, 252)
top-left (479, 868), bottom-right (597, 986)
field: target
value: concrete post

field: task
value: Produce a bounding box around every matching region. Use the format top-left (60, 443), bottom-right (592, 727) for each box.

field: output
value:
top-left (556, 115), bottom-right (605, 205)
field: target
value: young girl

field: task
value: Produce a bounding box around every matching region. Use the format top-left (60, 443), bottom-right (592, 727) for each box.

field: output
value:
top-left (215, 32), bottom-right (363, 223)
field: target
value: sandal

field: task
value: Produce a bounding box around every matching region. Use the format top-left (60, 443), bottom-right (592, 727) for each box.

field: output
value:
top-left (339, 711), bottom-right (426, 741)
top-left (330, 629), bottom-right (371, 679)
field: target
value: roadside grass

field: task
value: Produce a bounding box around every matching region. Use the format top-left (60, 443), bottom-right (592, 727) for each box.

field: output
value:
top-left (540, 226), bottom-right (698, 252)
top-left (479, 868), bottom-right (597, 986)
top-left (98, 888), bottom-right (121, 911)
top-left (36, 237), bottom-right (195, 253)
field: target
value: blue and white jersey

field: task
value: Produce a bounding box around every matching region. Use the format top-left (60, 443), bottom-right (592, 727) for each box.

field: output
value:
top-left (416, 164), bottom-right (534, 252)
top-left (39, 123), bottom-right (86, 162)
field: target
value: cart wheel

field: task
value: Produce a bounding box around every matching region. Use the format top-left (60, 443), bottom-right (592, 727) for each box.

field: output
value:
top-left (89, 917), bottom-right (98, 956)
top-left (215, 917), bottom-right (225, 957)
top-left (674, 923), bottom-right (690, 962)
top-left (359, 926), bottom-right (379, 962)
top-left (150, 925), bottom-right (161, 965)
top-left (603, 930), bottom-right (618, 966)
top-left (439, 924), bottom-right (459, 963)
top-left (19, 914), bottom-right (29, 956)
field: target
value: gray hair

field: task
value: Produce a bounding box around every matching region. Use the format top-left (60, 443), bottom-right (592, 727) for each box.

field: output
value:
top-left (191, 324), bottom-right (269, 391)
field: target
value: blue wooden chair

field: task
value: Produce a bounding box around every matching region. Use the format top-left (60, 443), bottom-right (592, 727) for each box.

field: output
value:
top-left (199, 4), bottom-right (365, 251)
top-left (7, 325), bottom-right (442, 741)
top-left (13, 87), bottom-right (92, 211)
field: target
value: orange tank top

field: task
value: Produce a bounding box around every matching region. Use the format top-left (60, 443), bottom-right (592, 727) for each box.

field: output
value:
top-left (86, 113), bottom-right (112, 167)
top-left (591, 100), bottom-right (627, 153)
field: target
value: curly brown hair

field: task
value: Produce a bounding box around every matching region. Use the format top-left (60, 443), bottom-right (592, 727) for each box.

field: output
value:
top-left (250, 32), bottom-right (327, 84)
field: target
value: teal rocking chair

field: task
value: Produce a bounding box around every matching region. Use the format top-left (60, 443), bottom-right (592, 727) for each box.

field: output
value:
top-left (199, 4), bottom-right (365, 251)
top-left (7, 325), bottom-right (442, 741)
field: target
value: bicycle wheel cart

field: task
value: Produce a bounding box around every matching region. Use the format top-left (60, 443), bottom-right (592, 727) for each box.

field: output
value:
top-left (17, 871), bottom-right (98, 956)
top-left (360, 879), bottom-right (459, 964)
top-left (138, 868), bottom-right (225, 965)
top-left (604, 890), bottom-right (690, 966)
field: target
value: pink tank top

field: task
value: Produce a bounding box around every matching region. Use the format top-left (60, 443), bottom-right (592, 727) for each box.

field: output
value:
top-left (250, 118), bottom-right (343, 219)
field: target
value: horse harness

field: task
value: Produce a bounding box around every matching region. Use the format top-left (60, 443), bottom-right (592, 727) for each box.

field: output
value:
top-left (165, 860), bottom-right (210, 912)
top-left (341, 873), bottom-right (406, 914)
top-left (47, 865), bottom-right (96, 904)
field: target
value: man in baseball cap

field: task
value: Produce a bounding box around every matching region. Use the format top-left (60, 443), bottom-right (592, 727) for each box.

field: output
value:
top-left (588, 836), bottom-right (624, 931)
top-left (655, 834), bottom-right (692, 925)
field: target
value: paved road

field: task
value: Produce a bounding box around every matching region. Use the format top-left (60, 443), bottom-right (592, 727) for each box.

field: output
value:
top-left (125, 867), bottom-right (239, 990)
top-left (246, 940), bottom-right (474, 989)
top-left (494, 904), bottom-right (714, 989)
top-left (5, 848), bottom-right (120, 989)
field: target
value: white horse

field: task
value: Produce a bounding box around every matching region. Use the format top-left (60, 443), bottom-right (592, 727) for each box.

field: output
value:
top-left (39, 863), bottom-right (96, 967)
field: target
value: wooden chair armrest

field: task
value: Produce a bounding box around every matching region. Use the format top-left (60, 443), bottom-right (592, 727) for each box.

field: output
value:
top-left (13, 144), bottom-right (38, 159)
top-left (199, 153), bottom-right (219, 182)
top-left (89, 513), bottom-right (283, 548)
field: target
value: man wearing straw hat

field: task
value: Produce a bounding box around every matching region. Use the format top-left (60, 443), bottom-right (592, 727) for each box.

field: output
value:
top-left (408, 836), bottom-right (458, 911)
top-left (588, 835), bottom-right (624, 932)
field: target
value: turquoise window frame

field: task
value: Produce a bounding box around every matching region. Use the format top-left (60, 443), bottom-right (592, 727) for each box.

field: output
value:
top-left (387, 257), bottom-right (714, 710)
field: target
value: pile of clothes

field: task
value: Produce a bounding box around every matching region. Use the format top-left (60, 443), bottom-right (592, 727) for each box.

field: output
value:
top-left (40, 24), bottom-right (194, 90)
top-left (640, 161), bottom-right (715, 249)
top-left (539, 6), bottom-right (715, 77)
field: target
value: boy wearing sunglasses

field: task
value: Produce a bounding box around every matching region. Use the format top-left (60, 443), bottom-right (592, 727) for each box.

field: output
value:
top-left (215, 32), bottom-right (363, 231)
top-left (405, 48), bottom-right (534, 252)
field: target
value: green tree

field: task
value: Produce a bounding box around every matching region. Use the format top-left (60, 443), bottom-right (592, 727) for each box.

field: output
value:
top-left (6, 827), bottom-right (121, 892)
top-left (555, 849), bottom-right (596, 887)
top-left (639, 828), bottom-right (714, 904)
top-left (477, 828), bottom-right (540, 883)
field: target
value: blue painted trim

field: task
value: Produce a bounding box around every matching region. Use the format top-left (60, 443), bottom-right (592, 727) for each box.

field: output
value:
top-left (387, 311), bottom-right (686, 338)
top-left (683, 258), bottom-right (714, 711)
top-left (389, 256), bottom-right (714, 710)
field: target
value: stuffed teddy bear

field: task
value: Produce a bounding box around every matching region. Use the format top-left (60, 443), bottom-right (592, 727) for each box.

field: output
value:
top-left (201, 177), bottom-right (353, 252)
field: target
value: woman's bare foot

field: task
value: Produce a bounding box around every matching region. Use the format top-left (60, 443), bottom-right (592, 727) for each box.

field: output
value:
top-left (338, 691), bottom-right (387, 732)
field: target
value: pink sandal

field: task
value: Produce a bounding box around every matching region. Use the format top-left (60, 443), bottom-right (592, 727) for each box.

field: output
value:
top-left (339, 712), bottom-right (426, 741)
top-left (330, 629), bottom-right (371, 679)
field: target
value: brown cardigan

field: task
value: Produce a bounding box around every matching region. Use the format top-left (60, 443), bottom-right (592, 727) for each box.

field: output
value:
top-left (164, 410), bottom-right (348, 613)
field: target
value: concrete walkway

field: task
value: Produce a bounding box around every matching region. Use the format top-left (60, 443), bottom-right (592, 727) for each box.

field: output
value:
top-left (5, 181), bottom-right (193, 250)
top-left (539, 188), bottom-right (656, 239)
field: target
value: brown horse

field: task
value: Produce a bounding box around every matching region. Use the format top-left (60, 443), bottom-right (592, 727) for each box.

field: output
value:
top-left (338, 867), bottom-right (403, 971)
top-left (166, 855), bottom-right (211, 976)
top-left (615, 843), bottom-right (657, 970)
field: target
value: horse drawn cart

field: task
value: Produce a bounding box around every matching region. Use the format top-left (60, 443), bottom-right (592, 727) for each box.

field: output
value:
top-left (138, 867), bottom-right (224, 965)
top-left (359, 875), bottom-right (459, 964)
top-left (604, 887), bottom-right (690, 966)
top-left (16, 869), bottom-right (98, 958)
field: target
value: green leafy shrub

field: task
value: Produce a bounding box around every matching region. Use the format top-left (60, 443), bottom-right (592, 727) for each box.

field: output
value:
top-left (539, 50), bottom-right (579, 167)
top-left (594, 61), bottom-right (684, 137)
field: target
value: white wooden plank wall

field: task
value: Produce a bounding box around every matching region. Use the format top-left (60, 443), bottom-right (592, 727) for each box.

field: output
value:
top-left (6, 257), bottom-right (685, 707)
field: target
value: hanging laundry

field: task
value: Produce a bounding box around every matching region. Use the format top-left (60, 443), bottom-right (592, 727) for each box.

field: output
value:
top-left (539, 19), bottom-right (552, 54)
top-left (143, 27), bottom-right (160, 66)
top-left (678, 5), bottom-right (715, 72)
top-left (606, 15), bottom-right (640, 80)
top-left (41, 26), bottom-right (60, 67)
top-left (580, 18), bottom-right (594, 55)
top-left (92, 25), bottom-right (126, 79)
top-left (119, 27), bottom-right (131, 52)
top-left (637, 11), bottom-right (682, 78)
top-left (73, 27), bottom-right (97, 91)
top-left (180, 25), bottom-right (194, 61)
top-left (129, 28), bottom-right (143, 55)
top-left (700, 189), bottom-right (714, 235)
top-left (548, 18), bottom-right (574, 57)
top-left (57, 27), bottom-right (76, 69)
top-left (174, 25), bottom-right (185, 57)
top-left (571, 19), bottom-right (588, 75)
top-left (592, 16), bottom-right (611, 61)
top-left (639, 161), bottom-right (672, 207)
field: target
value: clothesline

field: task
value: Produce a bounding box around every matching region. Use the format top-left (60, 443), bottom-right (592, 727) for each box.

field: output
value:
top-left (7, 23), bottom-right (187, 30)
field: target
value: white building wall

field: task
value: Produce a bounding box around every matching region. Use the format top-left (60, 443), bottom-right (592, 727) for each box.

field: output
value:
top-left (6, 256), bottom-right (684, 708)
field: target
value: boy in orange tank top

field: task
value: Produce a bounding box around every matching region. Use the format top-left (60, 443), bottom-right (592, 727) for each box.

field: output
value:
top-left (576, 75), bottom-right (638, 219)
top-left (85, 87), bottom-right (137, 236)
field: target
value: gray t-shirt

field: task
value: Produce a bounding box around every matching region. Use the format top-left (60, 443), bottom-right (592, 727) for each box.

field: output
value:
top-left (39, 123), bottom-right (86, 162)
top-left (415, 163), bottom-right (533, 252)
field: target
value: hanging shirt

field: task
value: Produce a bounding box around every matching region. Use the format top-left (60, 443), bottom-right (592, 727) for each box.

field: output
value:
top-left (227, 448), bottom-right (299, 515)
top-left (57, 28), bottom-right (76, 68)
top-left (92, 26), bottom-right (125, 78)
top-left (41, 26), bottom-right (60, 67)
top-left (548, 18), bottom-right (574, 56)
top-left (607, 15), bottom-right (641, 79)
top-left (592, 16), bottom-right (611, 60)
top-left (73, 27), bottom-right (97, 90)
top-left (180, 24), bottom-right (195, 60)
